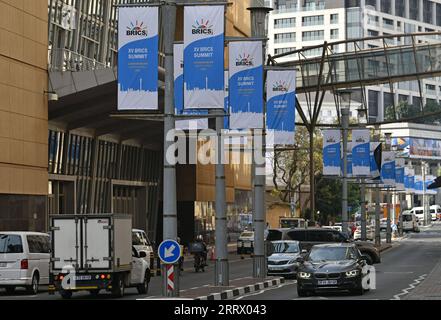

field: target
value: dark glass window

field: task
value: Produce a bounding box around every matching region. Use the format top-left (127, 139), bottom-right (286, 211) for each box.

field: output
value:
top-left (381, 0), bottom-right (391, 14)
top-left (0, 235), bottom-right (23, 254)
top-left (396, 0), bottom-right (405, 17)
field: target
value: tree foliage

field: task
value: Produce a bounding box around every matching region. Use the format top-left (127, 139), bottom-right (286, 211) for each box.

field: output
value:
top-left (385, 100), bottom-right (441, 124)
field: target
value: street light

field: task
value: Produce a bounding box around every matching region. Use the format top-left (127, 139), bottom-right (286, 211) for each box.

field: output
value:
top-left (336, 90), bottom-right (352, 237)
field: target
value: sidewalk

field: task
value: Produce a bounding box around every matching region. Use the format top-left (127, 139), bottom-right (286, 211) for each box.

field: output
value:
top-left (404, 258), bottom-right (441, 300)
top-left (179, 277), bottom-right (285, 300)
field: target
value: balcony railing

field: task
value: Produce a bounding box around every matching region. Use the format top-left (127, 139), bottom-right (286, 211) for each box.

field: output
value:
top-left (49, 48), bottom-right (108, 72)
top-left (274, 3), bottom-right (325, 14)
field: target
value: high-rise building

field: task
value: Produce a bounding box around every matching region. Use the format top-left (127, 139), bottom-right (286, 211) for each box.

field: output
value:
top-left (266, 0), bottom-right (441, 123)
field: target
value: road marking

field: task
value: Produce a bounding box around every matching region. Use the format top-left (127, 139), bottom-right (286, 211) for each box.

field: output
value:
top-left (234, 281), bottom-right (297, 300)
top-left (391, 274), bottom-right (427, 300)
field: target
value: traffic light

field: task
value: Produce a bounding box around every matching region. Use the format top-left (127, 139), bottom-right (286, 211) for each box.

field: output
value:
top-left (428, 176), bottom-right (441, 190)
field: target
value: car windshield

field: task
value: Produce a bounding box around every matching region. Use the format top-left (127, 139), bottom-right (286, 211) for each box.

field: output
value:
top-left (272, 242), bottom-right (299, 254)
top-left (241, 232), bottom-right (253, 238)
top-left (0, 234), bottom-right (23, 254)
top-left (308, 247), bottom-right (356, 262)
top-left (403, 215), bottom-right (413, 222)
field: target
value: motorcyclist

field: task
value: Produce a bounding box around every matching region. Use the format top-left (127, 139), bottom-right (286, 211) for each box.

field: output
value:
top-left (195, 235), bottom-right (207, 267)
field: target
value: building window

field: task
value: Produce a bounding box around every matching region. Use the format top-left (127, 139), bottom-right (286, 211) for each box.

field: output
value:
top-left (383, 18), bottom-right (394, 29)
top-left (423, 0), bottom-right (433, 24)
top-left (366, 0), bottom-right (377, 8)
top-left (274, 47), bottom-right (296, 55)
top-left (409, 0), bottom-right (419, 21)
top-left (368, 90), bottom-right (379, 118)
top-left (330, 29), bottom-right (339, 39)
top-left (302, 30), bottom-right (324, 41)
top-left (274, 32), bottom-right (296, 43)
top-left (302, 15), bottom-right (324, 27)
top-left (367, 29), bottom-right (379, 37)
top-left (437, 3), bottom-right (441, 27)
top-left (381, 0), bottom-right (391, 14)
top-left (274, 18), bottom-right (296, 29)
top-left (395, 0), bottom-right (405, 17)
top-left (330, 14), bottom-right (338, 24)
top-left (426, 84), bottom-right (436, 92)
top-left (398, 94), bottom-right (409, 103)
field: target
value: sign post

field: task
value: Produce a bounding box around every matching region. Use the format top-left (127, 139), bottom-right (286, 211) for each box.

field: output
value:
top-left (158, 239), bottom-right (182, 297)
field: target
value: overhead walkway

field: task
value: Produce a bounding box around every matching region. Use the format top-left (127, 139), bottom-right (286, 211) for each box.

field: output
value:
top-left (269, 32), bottom-right (441, 94)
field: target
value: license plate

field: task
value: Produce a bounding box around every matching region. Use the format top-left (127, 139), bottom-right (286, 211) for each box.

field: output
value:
top-left (74, 275), bottom-right (92, 281)
top-left (318, 280), bottom-right (338, 286)
top-left (243, 242), bottom-right (251, 247)
top-left (0, 263), bottom-right (6, 268)
top-left (269, 266), bottom-right (284, 271)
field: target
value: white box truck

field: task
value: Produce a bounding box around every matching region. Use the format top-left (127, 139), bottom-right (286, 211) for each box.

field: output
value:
top-left (48, 214), bottom-right (151, 299)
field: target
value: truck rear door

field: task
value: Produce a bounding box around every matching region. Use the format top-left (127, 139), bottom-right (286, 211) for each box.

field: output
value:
top-left (52, 218), bottom-right (80, 270)
top-left (83, 217), bottom-right (111, 270)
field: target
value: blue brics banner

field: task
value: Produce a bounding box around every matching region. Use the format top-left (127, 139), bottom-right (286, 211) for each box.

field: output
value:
top-left (184, 6), bottom-right (225, 109)
top-left (323, 130), bottom-right (341, 176)
top-left (118, 7), bottom-right (158, 110)
top-left (395, 158), bottom-right (405, 191)
top-left (352, 129), bottom-right (370, 176)
top-left (266, 70), bottom-right (296, 145)
top-left (174, 43), bottom-right (208, 130)
top-left (370, 142), bottom-right (381, 179)
top-left (414, 175), bottom-right (424, 194)
top-left (381, 151), bottom-right (396, 187)
top-left (229, 41), bottom-right (264, 129)
top-left (426, 175), bottom-right (437, 195)
top-left (341, 151), bottom-right (353, 178)
top-left (404, 167), bottom-right (415, 193)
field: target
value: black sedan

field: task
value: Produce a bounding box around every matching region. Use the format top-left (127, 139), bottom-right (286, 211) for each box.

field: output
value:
top-left (296, 243), bottom-right (371, 297)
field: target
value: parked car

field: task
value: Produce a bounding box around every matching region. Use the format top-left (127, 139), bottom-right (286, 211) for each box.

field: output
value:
top-left (0, 232), bottom-right (51, 294)
top-left (267, 241), bottom-right (302, 279)
top-left (237, 231), bottom-right (254, 254)
top-left (270, 228), bottom-right (381, 265)
top-left (430, 205), bottom-right (441, 221)
top-left (296, 243), bottom-right (370, 297)
top-left (401, 212), bottom-right (419, 232)
top-left (132, 229), bottom-right (155, 271)
top-left (353, 225), bottom-right (375, 241)
top-left (379, 218), bottom-right (388, 231)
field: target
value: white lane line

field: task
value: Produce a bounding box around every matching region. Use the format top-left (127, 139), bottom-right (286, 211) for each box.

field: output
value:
top-left (391, 274), bottom-right (427, 300)
top-left (234, 281), bottom-right (297, 300)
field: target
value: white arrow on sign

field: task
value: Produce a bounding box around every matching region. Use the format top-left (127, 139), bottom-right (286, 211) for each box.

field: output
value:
top-left (165, 245), bottom-right (176, 258)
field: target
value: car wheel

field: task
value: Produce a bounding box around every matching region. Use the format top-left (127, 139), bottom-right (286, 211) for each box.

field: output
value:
top-left (137, 271), bottom-right (150, 294)
top-left (5, 287), bottom-right (15, 295)
top-left (60, 289), bottom-right (73, 299)
top-left (112, 275), bottom-right (125, 298)
top-left (26, 274), bottom-right (39, 295)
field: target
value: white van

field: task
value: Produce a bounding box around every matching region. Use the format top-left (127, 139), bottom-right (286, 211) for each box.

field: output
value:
top-left (0, 232), bottom-right (50, 294)
top-left (430, 205), bottom-right (441, 221)
top-left (132, 229), bottom-right (154, 269)
top-left (410, 207), bottom-right (425, 223)
top-left (402, 212), bottom-right (419, 232)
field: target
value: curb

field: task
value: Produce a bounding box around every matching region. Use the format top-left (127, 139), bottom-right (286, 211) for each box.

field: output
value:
top-left (195, 278), bottom-right (285, 300)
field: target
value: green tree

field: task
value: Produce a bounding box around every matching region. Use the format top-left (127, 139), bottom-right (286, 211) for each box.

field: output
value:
top-left (385, 100), bottom-right (441, 124)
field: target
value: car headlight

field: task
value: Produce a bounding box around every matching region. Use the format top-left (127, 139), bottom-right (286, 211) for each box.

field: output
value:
top-left (345, 270), bottom-right (359, 278)
top-left (298, 272), bottom-right (311, 279)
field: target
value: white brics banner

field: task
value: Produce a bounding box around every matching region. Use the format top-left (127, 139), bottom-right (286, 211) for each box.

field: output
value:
top-left (266, 70), bottom-right (296, 146)
top-left (184, 6), bottom-right (225, 109)
top-left (174, 43), bottom-right (208, 130)
top-left (404, 167), bottom-right (415, 193)
top-left (323, 130), bottom-right (341, 176)
top-left (351, 129), bottom-right (370, 176)
top-left (118, 7), bottom-right (159, 110)
top-left (381, 151), bottom-right (396, 187)
top-left (228, 41), bottom-right (264, 129)
top-left (395, 158), bottom-right (405, 191)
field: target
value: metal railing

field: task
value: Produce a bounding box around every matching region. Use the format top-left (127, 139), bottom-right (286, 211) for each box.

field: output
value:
top-left (49, 48), bottom-right (108, 72)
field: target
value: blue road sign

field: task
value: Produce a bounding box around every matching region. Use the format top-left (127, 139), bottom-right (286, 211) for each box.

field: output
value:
top-left (158, 239), bottom-right (181, 264)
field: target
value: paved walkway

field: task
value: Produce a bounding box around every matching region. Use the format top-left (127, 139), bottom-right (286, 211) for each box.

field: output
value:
top-left (404, 257), bottom-right (441, 300)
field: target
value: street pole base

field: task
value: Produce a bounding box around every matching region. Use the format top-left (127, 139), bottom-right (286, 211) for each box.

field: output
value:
top-left (253, 255), bottom-right (267, 279)
top-left (162, 264), bottom-right (180, 297)
top-left (214, 260), bottom-right (230, 287)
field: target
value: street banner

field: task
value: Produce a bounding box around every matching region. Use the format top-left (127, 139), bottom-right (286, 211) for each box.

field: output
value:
top-left (229, 41), bottom-right (264, 129)
top-left (426, 175), bottom-right (438, 195)
top-left (414, 175), bottom-right (424, 195)
top-left (174, 43), bottom-right (208, 130)
top-left (224, 70), bottom-right (230, 130)
top-left (381, 151), bottom-right (396, 187)
top-left (395, 158), bottom-right (405, 191)
top-left (184, 5), bottom-right (225, 109)
top-left (323, 130), bottom-right (341, 176)
top-left (266, 70), bottom-right (296, 145)
top-left (118, 7), bottom-right (159, 110)
top-left (404, 167), bottom-right (415, 193)
top-left (370, 142), bottom-right (381, 179)
top-left (341, 149), bottom-right (353, 178)
top-left (352, 129), bottom-right (370, 176)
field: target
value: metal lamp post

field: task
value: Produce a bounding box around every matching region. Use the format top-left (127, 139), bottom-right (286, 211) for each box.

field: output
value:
top-left (385, 133), bottom-right (392, 244)
top-left (337, 90), bottom-right (352, 237)
top-left (357, 107), bottom-right (367, 241)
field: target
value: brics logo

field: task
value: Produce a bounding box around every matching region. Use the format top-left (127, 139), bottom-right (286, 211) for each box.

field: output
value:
top-left (273, 81), bottom-right (289, 92)
top-left (126, 21), bottom-right (148, 36)
top-left (236, 54), bottom-right (254, 67)
top-left (192, 19), bottom-right (214, 35)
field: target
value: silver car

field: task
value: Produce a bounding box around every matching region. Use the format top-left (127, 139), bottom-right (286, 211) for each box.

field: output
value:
top-left (267, 240), bottom-right (301, 279)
